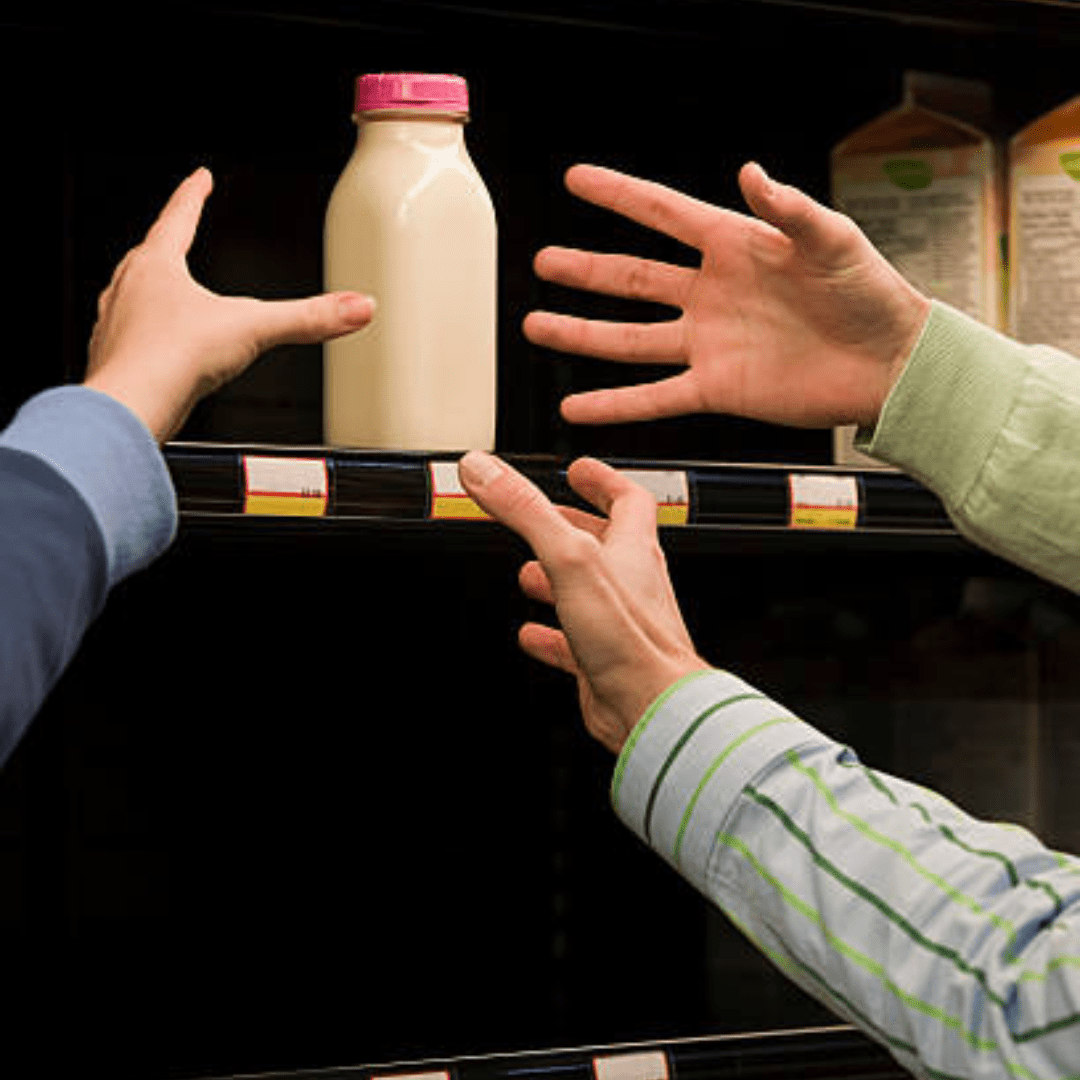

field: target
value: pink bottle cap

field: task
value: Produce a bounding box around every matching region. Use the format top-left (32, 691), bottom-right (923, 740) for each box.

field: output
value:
top-left (354, 73), bottom-right (469, 116)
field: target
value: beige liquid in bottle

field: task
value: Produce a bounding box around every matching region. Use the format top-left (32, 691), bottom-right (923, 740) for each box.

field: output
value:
top-left (324, 73), bottom-right (497, 450)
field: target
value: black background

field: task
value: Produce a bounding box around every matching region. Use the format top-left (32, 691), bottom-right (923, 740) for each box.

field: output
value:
top-left (0, 3), bottom-right (1078, 1078)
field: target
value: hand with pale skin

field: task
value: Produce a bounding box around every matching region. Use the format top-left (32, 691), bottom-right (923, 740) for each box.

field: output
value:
top-left (84, 167), bottom-right (375, 445)
top-left (525, 161), bottom-right (931, 430)
top-left (462, 164), bottom-right (936, 752)
top-left (78, 161), bottom-right (928, 759)
top-left (458, 450), bottom-right (712, 755)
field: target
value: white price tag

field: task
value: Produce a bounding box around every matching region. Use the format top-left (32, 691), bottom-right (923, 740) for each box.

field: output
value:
top-left (617, 470), bottom-right (690, 525)
top-left (374, 1073), bottom-right (449, 1080)
top-left (593, 1051), bottom-right (669, 1080)
top-left (789, 473), bottom-right (858, 530)
top-left (429, 460), bottom-right (492, 520)
top-left (243, 456), bottom-right (328, 517)
top-left (429, 461), bottom-right (690, 525)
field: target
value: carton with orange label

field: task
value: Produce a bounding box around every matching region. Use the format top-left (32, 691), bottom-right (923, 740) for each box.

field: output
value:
top-left (830, 73), bottom-right (1003, 468)
top-left (1008, 96), bottom-right (1080, 356)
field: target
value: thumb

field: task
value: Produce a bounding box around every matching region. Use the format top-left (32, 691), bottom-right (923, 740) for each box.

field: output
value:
top-left (249, 291), bottom-right (376, 350)
top-left (738, 161), bottom-right (853, 263)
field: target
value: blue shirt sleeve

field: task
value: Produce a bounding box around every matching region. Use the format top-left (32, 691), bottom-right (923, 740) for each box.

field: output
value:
top-left (0, 385), bottom-right (178, 765)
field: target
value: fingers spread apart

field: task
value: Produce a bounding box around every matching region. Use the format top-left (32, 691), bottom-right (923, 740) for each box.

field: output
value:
top-left (534, 247), bottom-right (693, 309)
top-left (557, 503), bottom-right (607, 539)
top-left (459, 452), bottom-right (579, 566)
top-left (144, 168), bottom-right (213, 261)
top-left (566, 458), bottom-right (660, 537)
top-left (518, 622), bottom-right (579, 676)
top-left (559, 369), bottom-right (705, 425)
top-left (523, 310), bottom-right (686, 364)
top-left (564, 164), bottom-right (718, 250)
top-left (738, 161), bottom-right (857, 266)
top-left (519, 560), bottom-right (555, 605)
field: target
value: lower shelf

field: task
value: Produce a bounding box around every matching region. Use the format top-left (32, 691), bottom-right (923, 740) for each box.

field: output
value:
top-left (196, 1025), bottom-right (910, 1080)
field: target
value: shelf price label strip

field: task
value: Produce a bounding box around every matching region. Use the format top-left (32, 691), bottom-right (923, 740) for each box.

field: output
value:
top-left (789, 472), bottom-right (858, 530)
top-left (429, 460), bottom-right (498, 520)
top-left (618, 469), bottom-right (690, 526)
top-left (429, 461), bottom-right (689, 525)
top-left (593, 1050), bottom-right (669, 1080)
top-left (243, 455), bottom-right (329, 516)
top-left (370, 1072), bottom-right (450, 1080)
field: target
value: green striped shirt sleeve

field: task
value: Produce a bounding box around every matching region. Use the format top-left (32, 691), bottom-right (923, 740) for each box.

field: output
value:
top-left (610, 668), bottom-right (828, 898)
top-left (613, 669), bottom-right (1080, 1079)
top-left (610, 304), bottom-right (1080, 1077)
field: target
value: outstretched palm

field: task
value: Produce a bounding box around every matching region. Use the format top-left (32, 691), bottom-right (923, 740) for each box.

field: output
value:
top-left (524, 162), bottom-right (931, 431)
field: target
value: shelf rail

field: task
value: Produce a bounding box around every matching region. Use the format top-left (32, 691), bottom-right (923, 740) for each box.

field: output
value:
top-left (197, 1025), bottom-right (911, 1080)
top-left (163, 441), bottom-right (954, 539)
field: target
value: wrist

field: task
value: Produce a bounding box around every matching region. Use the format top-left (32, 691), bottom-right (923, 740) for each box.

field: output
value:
top-left (83, 370), bottom-right (184, 445)
top-left (615, 658), bottom-right (714, 754)
top-left (870, 291), bottom-right (932, 425)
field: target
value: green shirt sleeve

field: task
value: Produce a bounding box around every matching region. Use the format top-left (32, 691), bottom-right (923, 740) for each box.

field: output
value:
top-left (857, 300), bottom-right (1080, 594)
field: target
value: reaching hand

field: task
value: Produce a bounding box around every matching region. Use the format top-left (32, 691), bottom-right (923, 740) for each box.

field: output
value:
top-left (458, 450), bottom-right (711, 755)
top-left (525, 162), bottom-right (931, 431)
top-left (84, 167), bottom-right (375, 445)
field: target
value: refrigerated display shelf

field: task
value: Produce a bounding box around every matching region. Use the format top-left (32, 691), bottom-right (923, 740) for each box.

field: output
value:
top-left (182, 0), bottom-right (1080, 43)
top-left (199, 1025), bottom-right (910, 1080)
top-left (163, 440), bottom-right (976, 555)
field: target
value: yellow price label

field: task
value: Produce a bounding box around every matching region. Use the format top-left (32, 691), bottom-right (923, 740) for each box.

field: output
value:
top-left (429, 461), bottom-right (493, 520)
top-left (243, 455), bottom-right (328, 516)
top-left (618, 469), bottom-right (690, 526)
top-left (789, 473), bottom-right (858, 530)
top-left (429, 461), bottom-right (690, 524)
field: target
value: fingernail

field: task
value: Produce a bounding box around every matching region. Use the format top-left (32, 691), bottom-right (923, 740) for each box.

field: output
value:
top-left (339, 294), bottom-right (374, 321)
top-left (459, 450), bottom-right (503, 486)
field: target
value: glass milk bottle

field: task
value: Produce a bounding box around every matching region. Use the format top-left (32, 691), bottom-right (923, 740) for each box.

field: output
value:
top-left (324, 72), bottom-right (497, 450)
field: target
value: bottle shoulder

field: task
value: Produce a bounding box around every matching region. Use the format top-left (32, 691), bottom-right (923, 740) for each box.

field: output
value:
top-left (326, 157), bottom-right (495, 241)
top-left (331, 141), bottom-right (490, 202)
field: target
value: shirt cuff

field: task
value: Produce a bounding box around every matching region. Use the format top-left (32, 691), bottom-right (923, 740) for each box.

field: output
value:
top-left (0, 385), bottom-right (179, 589)
top-left (610, 668), bottom-right (829, 899)
top-left (854, 300), bottom-right (1029, 509)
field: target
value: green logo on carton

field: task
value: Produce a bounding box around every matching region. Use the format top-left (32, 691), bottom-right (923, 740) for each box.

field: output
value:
top-left (883, 159), bottom-right (933, 190)
top-left (1061, 153), bottom-right (1080, 181)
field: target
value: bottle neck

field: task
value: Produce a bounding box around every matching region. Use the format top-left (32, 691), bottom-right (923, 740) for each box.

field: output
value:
top-left (353, 111), bottom-right (468, 150)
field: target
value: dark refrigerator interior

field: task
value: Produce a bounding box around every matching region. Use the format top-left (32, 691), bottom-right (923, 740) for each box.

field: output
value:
top-left (0, 2), bottom-right (1078, 1078)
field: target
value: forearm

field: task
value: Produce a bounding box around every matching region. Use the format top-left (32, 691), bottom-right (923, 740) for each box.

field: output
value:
top-left (0, 386), bottom-right (179, 766)
top-left (613, 669), bottom-right (1080, 1078)
top-left (0, 447), bottom-right (110, 765)
top-left (83, 366), bottom-right (198, 447)
top-left (860, 301), bottom-right (1080, 595)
